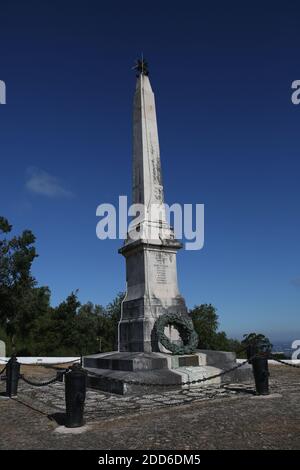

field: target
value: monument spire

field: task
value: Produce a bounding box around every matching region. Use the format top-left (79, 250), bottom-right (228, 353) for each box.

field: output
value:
top-left (132, 55), bottom-right (149, 77)
top-left (131, 58), bottom-right (171, 242)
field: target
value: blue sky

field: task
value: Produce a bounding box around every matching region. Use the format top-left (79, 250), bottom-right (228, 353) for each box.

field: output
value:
top-left (0, 1), bottom-right (299, 342)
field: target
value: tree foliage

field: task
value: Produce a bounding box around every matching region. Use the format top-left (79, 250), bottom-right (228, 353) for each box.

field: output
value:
top-left (0, 216), bottom-right (39, 349)
top-left (0, 217), bottom-right (126, 356)
top-left (190, 304), bottom-right (242, 354)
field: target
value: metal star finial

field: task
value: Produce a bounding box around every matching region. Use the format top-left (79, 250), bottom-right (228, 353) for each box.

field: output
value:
top-left (132, 55), bottom-right (149, 77)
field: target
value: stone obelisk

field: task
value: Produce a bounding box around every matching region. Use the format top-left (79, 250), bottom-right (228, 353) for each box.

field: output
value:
top-left (118, 60), bottom-right (188, 352)
top-left (84, 62), bottom-right (252, 394)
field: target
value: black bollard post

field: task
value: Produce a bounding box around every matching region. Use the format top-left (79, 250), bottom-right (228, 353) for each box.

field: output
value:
top-left (65, 363), bottom-right (87, 428)
top-left (243, 333), bottom-right (272, 396)
top-left (246, 343), bottom-right (256, 365)
top-left (6, 355), bottom-right (20, 397)
top-left (251, 355), bottom-right (269, 395)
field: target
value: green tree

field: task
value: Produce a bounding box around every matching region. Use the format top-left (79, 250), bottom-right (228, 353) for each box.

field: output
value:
top-left (190, 304), bottom-right (242, 353)
top-left (0, 216), bottom-right (44, 353)
top-left (190, 304), bottom-right (219, 349)
top-left (29, 292), bottom-right (81, 356)
top-left (15, 286), bottom-right (51, 355)
top-left (51, 292), bottom-right (81, 355)
top-left (75, 302), bottom-right (104, 355)
top-left (104, 292), bottom-right (125, 350)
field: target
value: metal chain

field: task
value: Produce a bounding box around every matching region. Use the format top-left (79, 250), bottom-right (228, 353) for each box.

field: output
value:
top-left (11, 396), bottom-right (53, 419)
top-left (20, 370), bottom-right (67, 387)
top-left (17, 354), bottom-right (299, 389)
top-left (270, 355), bottom-right (300, 368)
top-left (85, 356), bottom-right (251, 387)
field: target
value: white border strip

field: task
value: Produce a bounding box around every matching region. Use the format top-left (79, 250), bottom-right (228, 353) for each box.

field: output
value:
top-left (237, 359), bottom-right (300, 365)
top-left (0, 357), bottom-right (80, 365)
top-left (1, 357), bottom-right (299, 366)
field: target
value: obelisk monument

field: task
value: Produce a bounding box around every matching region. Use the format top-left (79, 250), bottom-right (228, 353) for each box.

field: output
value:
top-left (118, 59), bottom-right (188, 352)
top-left (83, 61), bottom-right (252, 394)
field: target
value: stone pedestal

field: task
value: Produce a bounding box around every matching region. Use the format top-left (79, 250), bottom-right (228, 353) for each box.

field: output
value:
top-left (83, 350), bottom-right (253, 395)
top-left (118, 239), bottom-right (188, 353)
top-left (0, 340), bottom-right (5, 358)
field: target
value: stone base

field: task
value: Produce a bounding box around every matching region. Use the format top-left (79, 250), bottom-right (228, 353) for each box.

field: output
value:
top-left (54, 425), bottom-right (90, 435)
top-left (118, 238), bottom-right (189, 353)
top-left (118, 294), bottom-right (188, 353)
top-left (83, 350), bottom-right (253, 395)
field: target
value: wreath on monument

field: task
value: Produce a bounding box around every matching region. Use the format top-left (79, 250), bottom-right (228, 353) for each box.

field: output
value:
top-left (155, 312), bottom-right (199, 355)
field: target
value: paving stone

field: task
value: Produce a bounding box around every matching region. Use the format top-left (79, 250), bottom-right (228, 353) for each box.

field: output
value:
top-left (0, 365), bottom-right (299, 449)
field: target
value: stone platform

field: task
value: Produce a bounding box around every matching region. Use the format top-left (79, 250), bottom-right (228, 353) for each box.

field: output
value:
top-left (83, 350), bottom-right (252, 395)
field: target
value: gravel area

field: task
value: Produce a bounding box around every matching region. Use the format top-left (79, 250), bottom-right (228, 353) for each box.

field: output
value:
top-left (0, 364), bottom-right (299, 449)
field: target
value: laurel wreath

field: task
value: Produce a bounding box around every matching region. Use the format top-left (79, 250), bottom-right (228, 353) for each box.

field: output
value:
top-left (155, 312), bottom-right (199, 355)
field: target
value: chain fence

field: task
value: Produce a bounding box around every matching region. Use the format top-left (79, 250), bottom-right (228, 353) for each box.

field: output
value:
top-left (16, 353), bottom-right (300, 390)
top-left (16, 359), bottom-right (248, 389)
top-left (20, 370), bottom-right (68, 387)
top-left (0, 358), bottom-right (77, 388)
top-left (269, 355), bottom-right (300, 368)
top-left (1, 350), bottom-right (299, 426)
top-left (2, 351), bottom-right (299, 392)
top-left (0, 354), bottom-right (252, 390)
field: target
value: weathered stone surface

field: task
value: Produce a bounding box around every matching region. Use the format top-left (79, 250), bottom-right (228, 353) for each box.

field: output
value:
top-left (90, 70), bottom-right (250, 392)
top-left (83, 350), bottom-right (252, 394)
top-left (84, 352), bottom-right (169, 371)
top-left (118, 72), bottom-right (190, 353)
top-left (0, 340), bottom-right (5, 357)
top-left (1, 365), bottom-right (299, 449)
top-left (197, 350), bottom-right (236, 368)
top-left (171, 354), bottom-right (199, 368)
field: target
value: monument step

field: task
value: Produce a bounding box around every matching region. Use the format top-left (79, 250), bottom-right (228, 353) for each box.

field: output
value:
top-left (82, 350), bottom-right (253, 394)
top-left (83, 351), bottom-right (201, 371)
top-left (85, 366), bottom-right (183, 394)
top-left (84, 352), bottom-right (168, 371)
top-left (84, 362), bottom-right (253, 395)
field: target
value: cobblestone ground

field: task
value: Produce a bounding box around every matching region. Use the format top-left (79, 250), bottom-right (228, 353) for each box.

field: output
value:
top-left (0, 364), bottom-right (299, 449)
